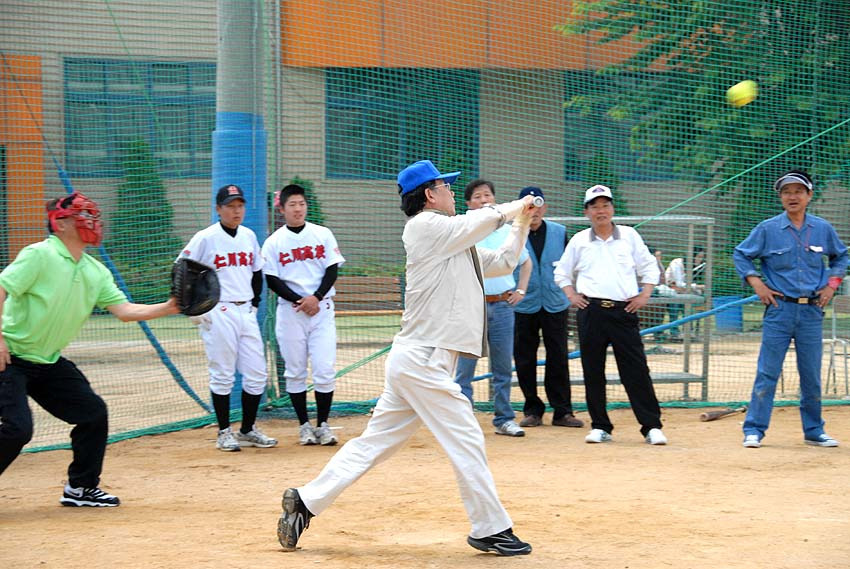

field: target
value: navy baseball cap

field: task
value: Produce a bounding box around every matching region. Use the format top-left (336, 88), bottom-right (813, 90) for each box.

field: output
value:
top-left (397, 160), bottom-right (461, 196)
top-left (216, 184), bottom-right (246, 206)
top-left (518, 186), bottom-right (544, 199)
top-left (774, 172), bottom-right (813, 193)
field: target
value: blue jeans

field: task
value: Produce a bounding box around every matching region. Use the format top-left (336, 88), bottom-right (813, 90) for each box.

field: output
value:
top-left (667, 304), bottom-right (683, 336)
top-left (744, 302), bottom-right (825, 440)
top-left (455, 300), bottom-right (516, 427)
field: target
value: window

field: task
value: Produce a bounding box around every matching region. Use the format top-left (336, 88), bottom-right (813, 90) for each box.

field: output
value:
top-left (563, 71), bottom-right (674, 182)
top-left (326, 68), bottom-right (479, 179)
top-left (64, 59), bottom-right (215, 177)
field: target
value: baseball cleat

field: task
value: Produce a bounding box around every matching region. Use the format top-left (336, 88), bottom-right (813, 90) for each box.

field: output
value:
top-left (467, 528), bottom-right (532, 556)
top-left (742, 434), bottom-right (762, 448)
top-left (60, 484), bottom-right (120, 507)
top-left (278, 488), bottom-right (314, 551)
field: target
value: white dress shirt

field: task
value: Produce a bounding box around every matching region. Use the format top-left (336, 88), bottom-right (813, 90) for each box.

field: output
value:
top-left (553, 224), bottom-right (660, 301)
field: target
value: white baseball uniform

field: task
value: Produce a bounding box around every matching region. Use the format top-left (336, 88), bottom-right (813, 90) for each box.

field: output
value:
top-left (179, 223), bottom-right (267, 396)
top-left (261, 222), bottom-right (345, 394)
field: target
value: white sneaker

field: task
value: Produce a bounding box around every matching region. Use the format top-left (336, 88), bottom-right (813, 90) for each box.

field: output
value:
top-left (805, 434), bottom-right (839, 447)
top-left (237, 425), bottom-right (278, 448)
top-left (216, 427), bottom-right (241, 452)
top-left (585, 428), bottom-right (612, 443)
top-left (495, 420), bottom-right (525, 437)
top-left (742, 434), bottom-right (761, 448)
top-left (645, 428), bottom-right (667, 445)
top-left (299, 422), bottom-right (318, 446)
top-left (314, 422), bottom-right (338, 446)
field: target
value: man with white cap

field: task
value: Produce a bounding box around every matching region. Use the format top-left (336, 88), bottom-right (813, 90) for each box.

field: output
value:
top-left (277, 159), bottom-right (539, 556)
top-left (733, 169), bottom-right (848, 448)
top-left (554, 184), bottom-right (667, 445)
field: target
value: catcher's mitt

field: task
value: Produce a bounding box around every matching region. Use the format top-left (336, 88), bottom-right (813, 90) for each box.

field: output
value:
top-left (171, 258), bottom-right (221, 316)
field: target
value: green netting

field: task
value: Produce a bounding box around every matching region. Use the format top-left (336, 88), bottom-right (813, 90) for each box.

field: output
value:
top-left (1, 0), bottom-right (849, 453)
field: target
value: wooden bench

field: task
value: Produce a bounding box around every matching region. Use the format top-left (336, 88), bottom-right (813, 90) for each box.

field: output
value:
top-left (571, 372), bottom-right (706, 401)
top-left (334, 275), bottom-right (404, 316)
top-left (511, 371), bottom-right (707, 401)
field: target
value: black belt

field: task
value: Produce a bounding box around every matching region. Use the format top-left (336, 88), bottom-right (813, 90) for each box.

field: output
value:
top-left (587, 297), bottom-right (628, 309)
top-left (778, 295), bottom-right (818, 305)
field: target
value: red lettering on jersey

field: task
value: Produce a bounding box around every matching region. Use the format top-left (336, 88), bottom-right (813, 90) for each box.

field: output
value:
top-left (279, 251), bottom-right (292, 266)
top-left (227, 252), bottom-right (237, 266)
top-left (213, 254), bottom-right (227, 269)
top-left (249, 252), bottom-right (254, 266)
top-left (315, 245), bottom-right (326, 259)
top-left (238, 252), bottom-right (248, 266)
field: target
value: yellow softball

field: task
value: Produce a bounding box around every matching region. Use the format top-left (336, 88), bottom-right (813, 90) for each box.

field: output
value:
top-left (726, 80), bottom-right (758, 108)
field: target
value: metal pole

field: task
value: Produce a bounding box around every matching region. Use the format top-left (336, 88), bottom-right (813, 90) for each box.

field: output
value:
top-left (213, 0), bottom-right (268, 407)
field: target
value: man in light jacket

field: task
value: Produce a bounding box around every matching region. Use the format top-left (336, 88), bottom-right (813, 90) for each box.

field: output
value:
top-left (277, 160), bottom-right (537, 556)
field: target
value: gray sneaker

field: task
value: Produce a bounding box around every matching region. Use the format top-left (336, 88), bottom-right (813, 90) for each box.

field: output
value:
top-left (299, 422), bottom-right (318, 446)
top-left (237, 425), bottom-right (278, 448)
top-left (216, 427), bottom-right (241, 452)
top-left (314, 422), bottom-right (338, 446)
top-left (495, 420), bottom-right (525, 437)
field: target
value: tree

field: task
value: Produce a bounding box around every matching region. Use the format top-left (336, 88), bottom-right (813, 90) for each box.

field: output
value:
top-left (107, 140), bottom-right (182, 303)
top-left (580, 149), bottom-right (629, 215)
top-left (559, 1), bottom-right (850, 267)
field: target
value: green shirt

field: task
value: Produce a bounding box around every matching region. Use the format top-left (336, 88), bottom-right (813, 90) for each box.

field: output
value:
top-left (0, 235), bottom-right (127, 364)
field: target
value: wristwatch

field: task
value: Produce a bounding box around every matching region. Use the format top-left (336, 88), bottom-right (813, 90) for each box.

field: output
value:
top-left (515, 289), bottom-right (526, 295)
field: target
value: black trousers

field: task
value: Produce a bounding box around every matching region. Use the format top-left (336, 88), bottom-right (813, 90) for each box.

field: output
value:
top-left (513, 309), bottom-right (573, 419)
top-left (0, 356), bottom-right (108, 487)
top-left (576, 303), bottom-right (662, 436)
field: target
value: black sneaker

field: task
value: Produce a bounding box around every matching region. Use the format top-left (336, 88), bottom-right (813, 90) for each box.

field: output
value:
top-left (467, 528), bottom-right (532, 556)
top-left (60, 484), bottom-right (120, 507)
top-left (277, 488), bottom-right (313, 551)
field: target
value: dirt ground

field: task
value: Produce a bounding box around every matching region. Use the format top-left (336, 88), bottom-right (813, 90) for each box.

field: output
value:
top-left (2, 406), bottom-right (849, 569)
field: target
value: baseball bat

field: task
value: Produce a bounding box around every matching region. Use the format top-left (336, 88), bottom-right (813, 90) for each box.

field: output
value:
top-left (531, 196), bottom-right (544, 207)
top-left (699, 406), bottom-right (746, 422)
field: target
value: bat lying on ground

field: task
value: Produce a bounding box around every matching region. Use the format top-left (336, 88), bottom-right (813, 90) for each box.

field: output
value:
top-left (699, 406), bottom-right (747, 422)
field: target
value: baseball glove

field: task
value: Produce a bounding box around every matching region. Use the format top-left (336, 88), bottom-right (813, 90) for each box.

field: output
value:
top-left (171, 258), bottom-right (221, 316)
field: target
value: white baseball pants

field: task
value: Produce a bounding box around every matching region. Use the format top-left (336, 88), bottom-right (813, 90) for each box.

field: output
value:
top-left (200, 302), bottom-right (267, 396)
top-left (298, 343), bottom-right (512, 539)
top-left (275, 299), bottom-right (336, 394)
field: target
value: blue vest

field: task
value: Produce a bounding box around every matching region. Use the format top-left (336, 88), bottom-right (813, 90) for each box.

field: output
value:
top-left (514, 220), bottom-right (570, 314)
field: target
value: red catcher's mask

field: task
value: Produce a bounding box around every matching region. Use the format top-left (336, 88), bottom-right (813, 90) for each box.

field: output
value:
top-left (48, 192), bottom-right (103, 246)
